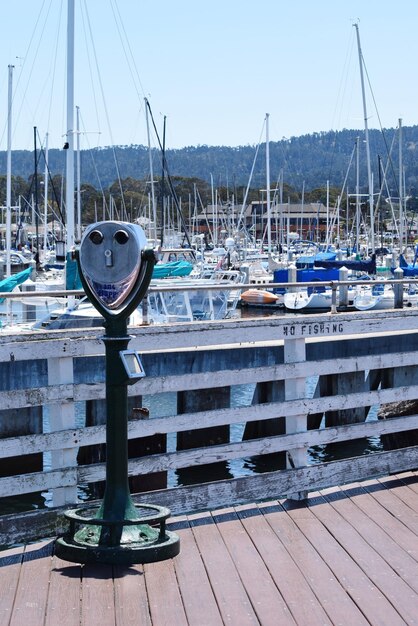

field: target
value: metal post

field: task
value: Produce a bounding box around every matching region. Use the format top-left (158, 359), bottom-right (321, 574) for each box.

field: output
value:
top-left (288, 263), bottom-right (297, 291)
top-left (338, 266), bottom-right (349, 309)
top-left (330, 283), bottom-right (338, 314)
top-left (55, 221), bottom-right (180, 565)
top-left (393, 267), bottom-right (404, 309)
top-left (98, 317), bottom-right (134, 540)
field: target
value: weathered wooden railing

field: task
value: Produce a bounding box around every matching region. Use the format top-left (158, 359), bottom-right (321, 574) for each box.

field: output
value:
top-left (0, 304), bottom-right (418, 547)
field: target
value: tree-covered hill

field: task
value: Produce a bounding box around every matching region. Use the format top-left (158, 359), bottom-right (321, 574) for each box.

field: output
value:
top-left (1, 125), bottom-right (417, 200)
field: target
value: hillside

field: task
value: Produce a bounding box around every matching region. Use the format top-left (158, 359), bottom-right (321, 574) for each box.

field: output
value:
top-left (1, 125), bottom-right (417, 199)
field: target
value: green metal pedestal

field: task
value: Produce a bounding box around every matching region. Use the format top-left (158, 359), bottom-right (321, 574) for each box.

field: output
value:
top-left (55, 316), bottom-right (180, 565)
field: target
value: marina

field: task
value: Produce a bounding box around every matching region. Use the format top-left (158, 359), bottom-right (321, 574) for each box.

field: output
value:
top-left (1, 3), bottom-right (418, 622)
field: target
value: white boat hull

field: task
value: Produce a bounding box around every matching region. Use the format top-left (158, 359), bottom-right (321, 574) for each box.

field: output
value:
top-left (284, 289), bottom-right (334, 311)
top-left (353, 286), bottom-right (418, 311)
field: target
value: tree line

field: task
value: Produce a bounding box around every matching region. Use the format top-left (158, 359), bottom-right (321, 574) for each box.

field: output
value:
top-left (1, 124), bottom-right (418, 227)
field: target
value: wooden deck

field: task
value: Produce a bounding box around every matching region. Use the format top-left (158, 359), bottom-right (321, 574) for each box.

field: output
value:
top-left (1, 471), bottom-right (417, 626)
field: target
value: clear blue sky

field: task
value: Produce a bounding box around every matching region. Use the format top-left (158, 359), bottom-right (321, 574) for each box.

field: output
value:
top-left (0, 0), bottom-right (417, 153)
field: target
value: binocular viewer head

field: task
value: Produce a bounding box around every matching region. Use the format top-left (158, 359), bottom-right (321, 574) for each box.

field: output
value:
top-left (78, 221), bottom-right (153, 316)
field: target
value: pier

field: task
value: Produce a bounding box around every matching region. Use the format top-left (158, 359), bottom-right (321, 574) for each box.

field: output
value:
top-left (1, 473), bottom-right (418, 625)
top-left (0, 306), bottom-right (417, 623)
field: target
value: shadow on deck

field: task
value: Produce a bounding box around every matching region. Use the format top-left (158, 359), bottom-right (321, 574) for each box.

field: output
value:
top-left (1, 471), bottom-right (417, 625)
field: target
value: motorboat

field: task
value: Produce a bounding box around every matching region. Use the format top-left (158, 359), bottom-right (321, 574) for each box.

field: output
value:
top-left (240, 289), bottom-right (280, 306)
top-left (0, 251), bottom-right (32, 278)
top-left (33, 269), bottom-right (246, 329)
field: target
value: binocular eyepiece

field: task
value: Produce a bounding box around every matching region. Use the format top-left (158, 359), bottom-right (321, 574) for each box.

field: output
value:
top-left (78, 221), bottom-right (154, 316)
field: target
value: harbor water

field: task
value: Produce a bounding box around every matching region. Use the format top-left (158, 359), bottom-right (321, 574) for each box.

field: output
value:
top-left (3, 376), bottom-right (380, 514)
top-left (0, 303), bottom-right (382, 516)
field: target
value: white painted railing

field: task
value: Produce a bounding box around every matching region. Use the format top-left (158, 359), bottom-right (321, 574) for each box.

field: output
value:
top-left (0, 305), bottom-right (418, 545)
top-left (0, 274), bottom-right (417, 326)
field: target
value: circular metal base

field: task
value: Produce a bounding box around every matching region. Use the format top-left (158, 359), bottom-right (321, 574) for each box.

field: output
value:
top-left (55, 529), bottom-right (180, 565)
top-left (55, 503), bottom-right (180, 565)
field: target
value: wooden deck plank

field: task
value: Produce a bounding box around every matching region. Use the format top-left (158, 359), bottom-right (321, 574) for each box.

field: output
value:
top-left (45, 556), bottom-right (81, 626)
top-left (235, 503), bottom-right (333, 626)
top-left (188, 511), bottom-right (259, 625)
top-left (1, 472), bottom-right (418, 625)
top-left (361, 477), bottom-right (418, 536)
top-left (113, 565), bottom-right (151, 625)
top-left (337, 481), bottom-right (418, 563)
top-left (377, 475), bottom-right (418, 513)
top-left (321, 482), bottom-right (418, 596)
top-left (0, 545), bottom-right (24, 626)
top-left (395, 470), bottom-right (418, 481)
top-left (9, 540), bottom-right (53, 626)
top-left (257, 501), bottom-right (370, 626)
top-left (170, 517), bottom-right (224, 626)
top-left (288, 495), bottom-right (416, 626)
top-left (81, 564), bottom-right (115, 626)
top-left (395, 471), bottom-right (418, 500)
top-left (144, 556), bottom-right (188, 625)
top-left (211, 507), bottom-right (296, 625)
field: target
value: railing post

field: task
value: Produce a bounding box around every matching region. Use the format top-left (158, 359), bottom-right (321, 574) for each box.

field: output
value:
top-left (142, 293), bottom-right (149, 325)
top-left (394, 267), bottom-right (404, 308)
top-left (21, 282), bottom-right (36, 322)
top-left (284, 336), bottom-right (307, 500)
top-left (331, 283), bottom-right (338, 314)
top-left (338, 266), bottom-right (349, 309)
top-left (47, 356), bottom-right (78, 505)
top-left (288, 264), bottom-right (297, 291)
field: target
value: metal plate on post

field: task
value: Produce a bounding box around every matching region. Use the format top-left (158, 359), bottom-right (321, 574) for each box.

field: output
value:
top-left (120, 350), bottom-right (146, 382)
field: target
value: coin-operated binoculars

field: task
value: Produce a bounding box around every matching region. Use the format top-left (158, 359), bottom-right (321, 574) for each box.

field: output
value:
top-left (55, 221), bottom-right (180, 565)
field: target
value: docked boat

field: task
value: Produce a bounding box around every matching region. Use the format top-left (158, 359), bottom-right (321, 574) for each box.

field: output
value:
top-left (33, 268), bottom-right (246, 329)
top-left (240, 289), bottom-right (280, 306)
top-left (392, 252), bottom-right (418, 277)
top-left (272, 254), bottom-right (340, 288)
top-left (147, 269), bottom-right (245, 323)
top-left (0, 251), bottom-right (33, 278)
top-left (152, 259), bottom-right (194, 279)
top-left (313, 253), bottom-right (377, 274)
top-left (0, 266), bottom-right (34, 302)
top-left (283, 287), bottom-right (333, 311)
top-left (353, 283), bottom-right (418, 311)
top-left (282, 274), bottom-right (376, 312)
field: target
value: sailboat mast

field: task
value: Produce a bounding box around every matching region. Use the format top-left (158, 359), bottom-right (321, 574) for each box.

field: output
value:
top-left (301, 180), bottom-right (305, 241)
top-left (326, 180), bottom-right (329, 247)
top-left (356, 136), bottom-right (360, 252)
top-left (65, 0), bottom-right (75, 252)
top-left (265, 113), bottom-right (271, 254)
top-left (160, 115), bottom-right (166, 247)
top-left (211, 173), bottom-right (216, 246)
top-left (398, 118), bottom-right (404, 252)
top-left (6, 64), bottom-right (13, 277)
top-left (43, 133), bottom-right (49, 257)
top-left (76, 106), bottom-right (81, 241)
top-left (354, 22), bottom-right (374, 253)
top-left (145, 98), bottom-right (157, 244)
top-left (34, 127), bottom-right (40, 264)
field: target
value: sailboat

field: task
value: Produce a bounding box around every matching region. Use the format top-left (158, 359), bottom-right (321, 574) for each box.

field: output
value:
top-left (353, 282), bottom-right (418, 311)
top-left (0, 267), bottom-right (34, 303)
top-left (283, 287), bottom-right (335, 311)
top-left (390, 245), bottom-right (418, 277)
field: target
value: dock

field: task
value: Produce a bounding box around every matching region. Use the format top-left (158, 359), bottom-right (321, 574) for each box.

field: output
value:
top-left (1, 472), bottom-right (418, 625)
top-left (1, 306), bottom-right (418, 623)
